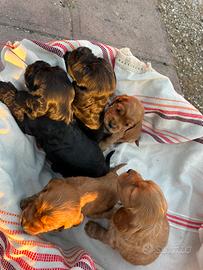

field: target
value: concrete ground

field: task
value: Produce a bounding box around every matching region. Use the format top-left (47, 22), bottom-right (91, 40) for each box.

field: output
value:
top-left (0, 0), bottom-right (181, 93)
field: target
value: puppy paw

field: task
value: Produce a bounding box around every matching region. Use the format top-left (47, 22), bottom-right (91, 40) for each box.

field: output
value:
top-left (99, 141), bottom-right (108, 151)
top-left (85, 221), bottom-right (101, 238)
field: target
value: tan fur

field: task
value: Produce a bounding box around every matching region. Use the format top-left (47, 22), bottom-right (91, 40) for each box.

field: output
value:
top-left (99, 95), bottom-right (144, 150)
top-left (85, 170), bottom-right (169, 265)
top-left (20, 165), bottom-right (124, 235)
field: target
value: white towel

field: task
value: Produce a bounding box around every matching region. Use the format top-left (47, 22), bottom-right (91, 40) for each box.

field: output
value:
top-left (0, 39), bottom-right (202, 270)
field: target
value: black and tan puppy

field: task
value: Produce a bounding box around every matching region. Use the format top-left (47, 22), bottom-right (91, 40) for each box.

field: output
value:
top-left (0, 62), bottom-right (75, 124)
top-left (23, 60), bottom-right (75, 124)
top-left (64, 47), bottom-right (116, 129)
top-left (0, 83), bottom-right (111, 177)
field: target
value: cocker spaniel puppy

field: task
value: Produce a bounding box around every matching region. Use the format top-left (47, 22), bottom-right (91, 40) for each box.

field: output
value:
top-left (0, 81), bottom-right (45, 122)
top-left (81, 95), bottom-right (144, 150)
top-left (0, 84), bottom-right (111, 177)
top-left (85, 170), bottom-right (169, 265)
top-left (100, 95), bottom-right (144, 150)
top-left (64, 47), bottom-right (116, 129)
top-left (20, 166), bottom-right (123, 235)
top-left (3, 61), bottom-right (75, 123)
top-left (23, 60), bottom-right (75, 124)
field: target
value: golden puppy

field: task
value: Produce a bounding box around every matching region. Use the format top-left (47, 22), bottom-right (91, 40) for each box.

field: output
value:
top-left (64, 47), bottom-right (116, 129)
top-left (85, 170), bottom-right (169, 265)
top-left (99, 95), bottom-right (144, 150)
top-left (20, 165), bottom-right (123, 235)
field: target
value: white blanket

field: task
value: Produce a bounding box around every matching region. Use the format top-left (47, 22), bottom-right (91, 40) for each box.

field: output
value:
top-left (0, 39), bottom-right (202, 270)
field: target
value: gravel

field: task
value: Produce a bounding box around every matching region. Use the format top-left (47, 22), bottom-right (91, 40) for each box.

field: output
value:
top-left (158, 0), bottom-right (203, 113)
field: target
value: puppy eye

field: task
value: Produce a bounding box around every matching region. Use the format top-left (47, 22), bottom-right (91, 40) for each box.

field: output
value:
top-left (116, 105), bottom-right (124, 115)
top-left (84, 66), bottom-right (90, 73)
top-left (58, 226), bottom-right (64, 231)
top-left (79, 86), bottom-right (87, 90)
top-left (42, 187), bottom-right (49, 193)
top-left (117, 108), bottom-right (122, 113)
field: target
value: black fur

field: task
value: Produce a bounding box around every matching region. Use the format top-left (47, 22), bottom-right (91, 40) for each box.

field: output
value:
top-left (19, 116), bottom-right (111, 177)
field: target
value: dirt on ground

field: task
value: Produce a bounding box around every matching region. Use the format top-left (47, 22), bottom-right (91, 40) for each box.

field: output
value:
top-left (158, 0), bottom-right (203, 113)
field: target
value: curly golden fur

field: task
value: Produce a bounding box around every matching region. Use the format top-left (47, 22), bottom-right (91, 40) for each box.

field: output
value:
top-left (64, 47), bottom-right (116, 129)
top-left (0, 81), bottom-right (35, 121)
top-left (23, 60), bottom-right (75, 124)
top-left (85, 170), bottom-right (169, 265)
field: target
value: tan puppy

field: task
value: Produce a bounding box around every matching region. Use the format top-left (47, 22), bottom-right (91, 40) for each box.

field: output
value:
top-left (85, 170), bottom-right (169, 265)
top-left (99, 95), bottom-right (144, 150)
top-left (20, 165), bottom-right (123, 235)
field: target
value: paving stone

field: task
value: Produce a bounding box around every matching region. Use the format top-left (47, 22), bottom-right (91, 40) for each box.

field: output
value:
top-left (0, 0), bottom-right (72, 39)
top-left (71, 0), bottom-right (174, 65)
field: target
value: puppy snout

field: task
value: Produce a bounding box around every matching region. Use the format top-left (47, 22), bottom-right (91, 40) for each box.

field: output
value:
top-left (127, 169), bottom-right (133, 173)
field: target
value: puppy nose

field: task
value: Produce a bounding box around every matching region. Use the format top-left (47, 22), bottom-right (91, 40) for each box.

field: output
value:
top-left (109, 121), bottom-right (113, 128)
top-left (127, 169), bottom-right (132, 173)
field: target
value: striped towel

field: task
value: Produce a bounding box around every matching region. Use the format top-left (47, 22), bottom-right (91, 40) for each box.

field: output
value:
top-left (0, 39), bottom-right (203, 270)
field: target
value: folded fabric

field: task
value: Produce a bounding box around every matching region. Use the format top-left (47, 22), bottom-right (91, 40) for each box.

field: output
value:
top-left (0, 39), bottom-right (202, 270)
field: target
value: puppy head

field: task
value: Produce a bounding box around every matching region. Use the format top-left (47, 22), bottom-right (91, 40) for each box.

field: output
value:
top-left (114, 170), bottom-right (167, 233)
top-left (104, 95), bottom-right (144, 141)
top-left (65, 47), bottom-right (116, 94)
top-left (24, 61), bottom-right (51, 91)
top-left (20, 178), bottom-right (83, 235)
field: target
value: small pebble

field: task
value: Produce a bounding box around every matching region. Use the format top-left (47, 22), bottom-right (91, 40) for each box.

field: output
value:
top-left (158, 0), bottom-right (203, 113)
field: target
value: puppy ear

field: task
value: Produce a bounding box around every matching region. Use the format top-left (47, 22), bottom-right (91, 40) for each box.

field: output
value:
top-left (40, 214), bottom-right (55, 226)
top-left (63, 213), bottom-right (84, 229)
top-left (111, 95), bottom-right (123, 103)
top-left (80, 192), bottom-right (98, 208)
top-left (113, 207), bottom-right (132, 232)
top-left (118, 120), bottom-right (143, 143)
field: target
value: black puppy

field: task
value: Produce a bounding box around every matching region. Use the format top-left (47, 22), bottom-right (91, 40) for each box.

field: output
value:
top-left (19, 116), bottom-right (111, 177)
